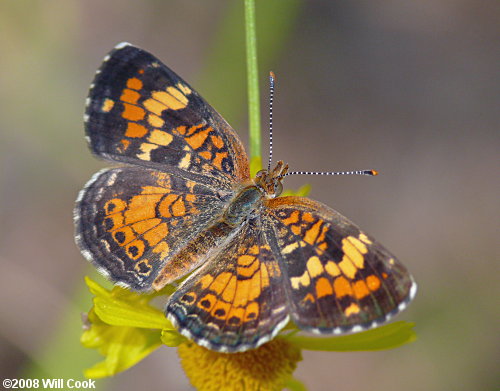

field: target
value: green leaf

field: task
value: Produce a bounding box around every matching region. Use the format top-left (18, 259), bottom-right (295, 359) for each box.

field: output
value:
top-left (93, 296), bottom-right (171, 330)
top-left (81, 277), bottom-right (182, 378)
top-left (285, 376), bottom-right (308, 391)
top-left (84, 275), bottom-right (111, 297)
top-left (84, 276), bottom-right (174, 330)
top-left (82, 310), bottom-right (162, 378)
top-left (282, 184), bottom-right (312, 197)
top-left (285, 321), bottom-right (416, 352)
top-left (161, 329), bottom-right (188, 347)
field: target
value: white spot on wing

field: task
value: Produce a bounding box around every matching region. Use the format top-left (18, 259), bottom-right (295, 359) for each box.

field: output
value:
top-left (167, 307), bottom-right (290, 353)
top-left (81, 249), bottom-right (93, 261)
top-left (115, 42), bottom-right (132, 49)
top-left (106, 171), bottom-right (118, 186)
top-left (115, 280), bottom-right (131, 289)
top-left (75, 188), bottom-right (86, 203)
top-left (350, 325), bottom-right (362, 333)
top-left (409, 280), bottom-right (418, 300)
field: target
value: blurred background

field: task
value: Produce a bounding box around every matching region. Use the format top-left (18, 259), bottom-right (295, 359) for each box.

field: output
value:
top-left (0, 1), bottom-right (498, 390)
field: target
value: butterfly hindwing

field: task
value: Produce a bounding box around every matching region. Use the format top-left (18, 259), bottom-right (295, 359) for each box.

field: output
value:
top-left (85, 43), bottom-right (249, 188)
top-left (75, 166), bottom-right (231, 291)
top-left (166, 218), bottom-right (289, 352)
top-left (264, 196), bottom-right (416, 334)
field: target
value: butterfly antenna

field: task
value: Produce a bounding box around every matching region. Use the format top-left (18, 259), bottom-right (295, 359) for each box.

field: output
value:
top-left (282, 169), bottom-right (378, 178)
top-left (267, 71), bottom-right (276, 171)
top-left (267, 71), bottom-right (378, 179)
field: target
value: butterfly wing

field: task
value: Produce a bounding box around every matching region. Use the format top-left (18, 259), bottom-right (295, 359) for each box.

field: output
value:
top-left (75, 166), bottom-right (232, 291)
top-left (166, 217), bottom-right (289, 352)
top-left (85, 43), bottom-right (249, 188)
top-left (263, 196), bottom-right (417, 334)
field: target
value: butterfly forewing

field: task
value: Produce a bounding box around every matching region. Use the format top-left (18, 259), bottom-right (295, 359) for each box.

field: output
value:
top-left (85, 43), bottom-right (249, 188)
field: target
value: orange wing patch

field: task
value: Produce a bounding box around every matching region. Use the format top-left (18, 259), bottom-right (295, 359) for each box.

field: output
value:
top-left (100, 172), bottom-right (203, 274)
top-left (179, 244), bottom-right (275, 328)
top-left (96, 66), bottom-right (237, 176)
top-left (281, 213), bottom-right (383, 304)
top-left (101, 98), bottom-right (115, 112)
top-left (114, 73), bottom-right (196, 161)
top-left (125, 123), bottom-right (148, 138)
top-left (344, 303), bottom-right (361, 317)
top-left (126, 77), bottom-right (143, 90)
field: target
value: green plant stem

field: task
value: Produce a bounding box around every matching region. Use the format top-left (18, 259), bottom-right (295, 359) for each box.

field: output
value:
top-left (244, 0), bottom-right (262, 175)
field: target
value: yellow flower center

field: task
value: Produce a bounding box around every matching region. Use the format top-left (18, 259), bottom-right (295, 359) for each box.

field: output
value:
top-left (177, 338), bottom-right (302, 391)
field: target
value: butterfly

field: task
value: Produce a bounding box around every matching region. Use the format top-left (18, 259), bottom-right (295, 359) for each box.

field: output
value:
top-left (74, 42), bottom-right (416, 353)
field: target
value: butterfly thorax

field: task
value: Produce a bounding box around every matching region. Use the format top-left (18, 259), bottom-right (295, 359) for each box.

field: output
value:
top-left (222, 161), bottom-right (288, 227)
top-left (222, 186), bottom-right (262, 227)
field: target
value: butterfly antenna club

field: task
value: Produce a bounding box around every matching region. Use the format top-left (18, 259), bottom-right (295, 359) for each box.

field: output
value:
top-left (283, 169), bottom-right (378, 178)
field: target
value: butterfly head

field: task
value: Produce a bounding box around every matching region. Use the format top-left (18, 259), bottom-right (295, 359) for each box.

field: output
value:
top-left (254, 160), bottom-right (288, 199)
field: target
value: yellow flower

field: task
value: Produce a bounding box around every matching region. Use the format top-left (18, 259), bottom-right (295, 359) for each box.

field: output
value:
top-left (178, 338), bottom-right (302, 391)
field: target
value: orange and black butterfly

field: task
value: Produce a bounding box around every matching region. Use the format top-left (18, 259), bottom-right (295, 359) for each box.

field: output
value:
top-left (74, 43), bottom-right (416, 352)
